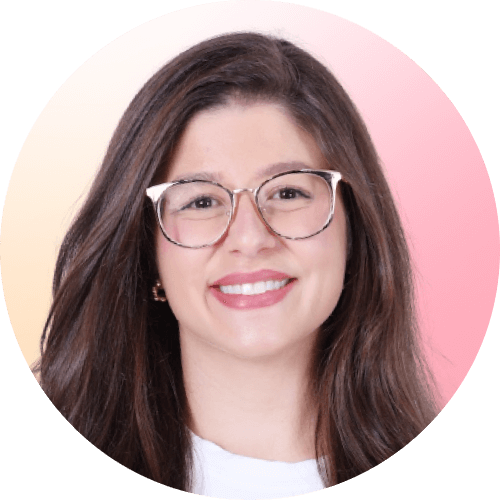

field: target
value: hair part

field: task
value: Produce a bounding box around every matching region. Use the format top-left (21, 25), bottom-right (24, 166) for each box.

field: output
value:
top-left (35, 32), bottom-right (437, 490)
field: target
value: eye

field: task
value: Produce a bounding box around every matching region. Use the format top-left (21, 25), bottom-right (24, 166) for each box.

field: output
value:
top-left (181, 196), bottom-right (220, 210)
top-left (271, 188), bottom-right (311, 200)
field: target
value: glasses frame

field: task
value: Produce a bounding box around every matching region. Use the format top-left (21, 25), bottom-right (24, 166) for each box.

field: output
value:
top-left (146, 169), bottom-right (343, 249)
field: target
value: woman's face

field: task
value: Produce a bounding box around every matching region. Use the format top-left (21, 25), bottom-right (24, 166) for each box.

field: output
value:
top-left (156, 102), bottom-right (348, 359)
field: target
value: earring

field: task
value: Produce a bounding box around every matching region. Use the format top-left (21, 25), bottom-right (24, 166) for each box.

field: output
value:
top-left (152, 279), bottom-right (167, 302)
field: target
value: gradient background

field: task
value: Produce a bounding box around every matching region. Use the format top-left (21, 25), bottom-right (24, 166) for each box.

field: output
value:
top-left (1, 1), bottom-right (499, 499)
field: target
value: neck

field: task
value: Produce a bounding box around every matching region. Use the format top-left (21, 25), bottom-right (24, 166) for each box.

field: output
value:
top-left (180, 332), bottom-right (317, 463)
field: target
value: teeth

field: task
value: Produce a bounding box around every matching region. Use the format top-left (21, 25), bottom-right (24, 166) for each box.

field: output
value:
top-left (219, 279), bottom-right (290, 295)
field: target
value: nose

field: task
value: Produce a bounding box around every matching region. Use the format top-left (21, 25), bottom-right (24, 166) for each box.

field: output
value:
top-left (222, 191), bottom-right (278, 255)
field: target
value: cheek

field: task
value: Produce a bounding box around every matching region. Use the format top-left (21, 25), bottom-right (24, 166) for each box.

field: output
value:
top-left (155, 236), bottom-right (210, 311)
top-left (312, 241), bottom-right (346, 297)
top-left (305, 216), bottom-right (348, 309)
top-left (155, 237), bottom-right (186, 303)
top-left (155, 236), bottom-right (169, 278)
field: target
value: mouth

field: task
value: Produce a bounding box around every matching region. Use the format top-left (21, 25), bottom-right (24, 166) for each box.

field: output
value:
top-left (209, 270), bottom-right (297, 309)
top-left (218, 278), bottom-right (293, 295)
top-left (209, 269), bottom-right (296, 295)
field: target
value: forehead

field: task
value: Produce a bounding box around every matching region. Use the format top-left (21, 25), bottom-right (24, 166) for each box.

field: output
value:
top-left (166, 103), bottom-right (326, 185)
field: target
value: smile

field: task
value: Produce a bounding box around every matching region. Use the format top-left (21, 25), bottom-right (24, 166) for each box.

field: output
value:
top-left (219, 279), bottom-right (291, 295)
top-left (210, 278), bottom-right (298, 309)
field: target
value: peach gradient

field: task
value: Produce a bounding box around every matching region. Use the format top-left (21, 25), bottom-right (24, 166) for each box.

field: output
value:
top-left (1, 1), bottom-right (498, 413)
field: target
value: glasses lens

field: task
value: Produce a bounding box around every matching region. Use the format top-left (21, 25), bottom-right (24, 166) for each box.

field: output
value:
top-left (257, 173), bottom-right (332, 238)
top-left (159, 182), bottom-right (232, 247)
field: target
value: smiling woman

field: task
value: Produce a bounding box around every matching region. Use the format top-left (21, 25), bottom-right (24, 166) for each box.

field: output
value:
top-left (35, 32), bottom-right (437, 498)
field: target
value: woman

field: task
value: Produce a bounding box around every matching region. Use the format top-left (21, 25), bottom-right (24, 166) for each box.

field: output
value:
top-left (36, 32), bottom-right (437, 497)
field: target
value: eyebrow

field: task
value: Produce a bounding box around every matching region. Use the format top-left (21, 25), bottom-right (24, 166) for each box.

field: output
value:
top-left (170, 161), bottom-right (312, 183)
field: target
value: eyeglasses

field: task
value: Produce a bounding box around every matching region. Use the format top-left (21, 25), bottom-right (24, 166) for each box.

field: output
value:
top-left (146, 169), bottom-right (343, 248)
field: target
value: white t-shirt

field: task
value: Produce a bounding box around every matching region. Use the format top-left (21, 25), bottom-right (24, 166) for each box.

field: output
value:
top-left (191, 433), bottom-right (325, 499)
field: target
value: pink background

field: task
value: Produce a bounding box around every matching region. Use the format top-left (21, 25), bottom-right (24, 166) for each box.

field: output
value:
top-left (1, 1), bottom-right (499, 499)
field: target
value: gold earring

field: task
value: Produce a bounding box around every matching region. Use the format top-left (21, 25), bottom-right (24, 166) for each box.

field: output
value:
top-left (152, 280), bottom-right (167, 302)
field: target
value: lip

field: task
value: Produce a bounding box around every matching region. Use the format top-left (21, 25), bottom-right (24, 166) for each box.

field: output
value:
top-left (211, 269), bottom-right (293, 287)
top-left (209, 280), bottom-right (296, 309)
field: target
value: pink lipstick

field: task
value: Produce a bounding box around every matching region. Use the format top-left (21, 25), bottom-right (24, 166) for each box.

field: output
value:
top-left (211, 269), bottom-right (292, 287)
top-left (210, 269), bottom-right (297, 310)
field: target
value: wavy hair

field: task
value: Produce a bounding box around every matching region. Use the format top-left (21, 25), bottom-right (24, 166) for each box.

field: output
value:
top-left (35, 32), bottom-right (437, 490)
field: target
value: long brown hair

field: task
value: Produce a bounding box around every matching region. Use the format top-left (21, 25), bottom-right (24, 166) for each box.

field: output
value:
top-left (35, 32), bottom-right (437, 490)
